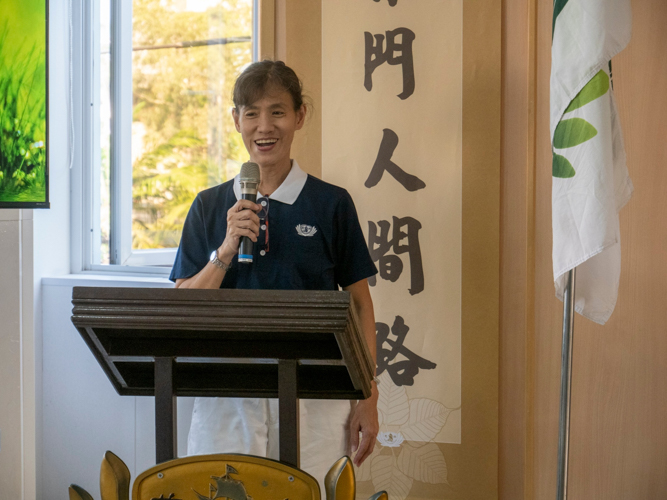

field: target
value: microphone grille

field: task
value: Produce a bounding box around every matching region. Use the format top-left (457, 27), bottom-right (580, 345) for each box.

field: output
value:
top-left (240, 161), bottom-right (260, 183)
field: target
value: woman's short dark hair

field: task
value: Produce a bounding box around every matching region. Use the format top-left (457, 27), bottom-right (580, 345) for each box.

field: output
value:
top-left (233, 60), bottom-right (304, 111)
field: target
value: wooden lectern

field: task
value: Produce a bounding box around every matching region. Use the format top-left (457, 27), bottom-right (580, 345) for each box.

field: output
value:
top-left (70, 287), bottom-right (374, 467)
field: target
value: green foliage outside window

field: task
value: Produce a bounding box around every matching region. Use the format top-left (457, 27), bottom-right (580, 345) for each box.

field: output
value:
top-left (130, 0), bottom-right (252, 249)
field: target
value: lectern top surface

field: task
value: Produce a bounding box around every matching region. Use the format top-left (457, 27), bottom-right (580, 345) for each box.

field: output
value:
top-left (72, 286), bottom-right (351, 304)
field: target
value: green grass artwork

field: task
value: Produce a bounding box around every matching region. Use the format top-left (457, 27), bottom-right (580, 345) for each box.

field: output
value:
top-left (0, 0), bottom-right (48, 206)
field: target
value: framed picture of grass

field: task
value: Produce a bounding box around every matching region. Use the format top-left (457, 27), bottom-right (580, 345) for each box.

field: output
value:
top-left (0, 0), bottom-right (49, 208)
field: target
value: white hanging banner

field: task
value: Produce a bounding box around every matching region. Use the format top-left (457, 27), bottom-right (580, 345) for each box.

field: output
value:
top-left (550, 0), bottom-right (633, 325)
top-left (322, 0), bottom-right (462, 459)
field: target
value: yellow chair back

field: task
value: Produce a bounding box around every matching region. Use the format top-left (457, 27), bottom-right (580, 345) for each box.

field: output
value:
top-left (101, 450), bottom-right (130, 500)
top-left (69, 484), bottom-right (94, 500)
top-left (132, 454), bottom-right (320, 500)
top-left (324, 456), bottom-right (355, 500)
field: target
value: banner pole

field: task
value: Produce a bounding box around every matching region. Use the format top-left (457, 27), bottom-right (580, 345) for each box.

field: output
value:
top-left (556, 268), bottom-right (576, 500)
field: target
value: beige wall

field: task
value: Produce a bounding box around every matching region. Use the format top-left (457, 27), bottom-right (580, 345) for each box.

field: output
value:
top-left (265, 0), bottom-right (322, 178)
top-left (0, 210), bottom-right (35, 499)
top-left (0, 211), bottom-right (24, 497)
top-left (499, 0), bottom-right (537, 497)
top-left (501, 0), bottom-right (667, 498)
top-left (283, 1), bottom-right (501, 498)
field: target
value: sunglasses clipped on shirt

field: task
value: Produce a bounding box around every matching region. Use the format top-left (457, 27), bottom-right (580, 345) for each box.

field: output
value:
top-left (257, 196), bottom-right (269, 253)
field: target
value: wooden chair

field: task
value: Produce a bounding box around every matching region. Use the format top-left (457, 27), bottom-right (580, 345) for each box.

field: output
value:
top-left (69, 452), bottom-right (388, 500)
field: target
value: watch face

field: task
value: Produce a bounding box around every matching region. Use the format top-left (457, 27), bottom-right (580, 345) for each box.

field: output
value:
top-left (210, 250), bottom-right (217, 261)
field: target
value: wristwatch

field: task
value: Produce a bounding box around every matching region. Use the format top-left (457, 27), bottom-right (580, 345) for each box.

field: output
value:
top-left (210, 250), bottom-right (232, 271)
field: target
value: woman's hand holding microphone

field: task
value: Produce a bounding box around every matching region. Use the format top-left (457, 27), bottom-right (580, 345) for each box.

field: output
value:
top-left (216, 199), bottom-right (262, 264)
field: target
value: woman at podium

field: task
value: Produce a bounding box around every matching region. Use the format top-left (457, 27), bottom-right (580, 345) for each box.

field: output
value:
top-left (169, 60), bottom-right (379, 484)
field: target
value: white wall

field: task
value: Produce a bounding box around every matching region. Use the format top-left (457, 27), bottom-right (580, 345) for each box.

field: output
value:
top-left (41, 278), bottom-right (193, 499)
top-left (31, 0), bottom-right (72, 497)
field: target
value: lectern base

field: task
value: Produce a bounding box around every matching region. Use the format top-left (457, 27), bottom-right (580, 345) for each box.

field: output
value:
top-left (153, 357), bottom-right (301, 467)
top-left (155, 357), bottom-right (177, 463)
top-left (278, 359), bottom-right (300, 467)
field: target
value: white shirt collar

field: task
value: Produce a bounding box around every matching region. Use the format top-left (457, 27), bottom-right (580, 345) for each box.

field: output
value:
top-left (233, 160), bottom-right (308, 205)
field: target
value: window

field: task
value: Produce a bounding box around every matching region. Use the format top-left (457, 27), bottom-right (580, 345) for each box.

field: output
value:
top-left (76, 0), bottom-right (256, 274)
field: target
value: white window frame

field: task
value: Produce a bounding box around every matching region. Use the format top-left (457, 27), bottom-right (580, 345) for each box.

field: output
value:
top-left (71, 0), bottom-right (259, 275)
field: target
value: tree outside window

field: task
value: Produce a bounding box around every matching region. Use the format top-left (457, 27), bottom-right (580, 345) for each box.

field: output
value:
top-left (99, 0), bottom-right (253, 264)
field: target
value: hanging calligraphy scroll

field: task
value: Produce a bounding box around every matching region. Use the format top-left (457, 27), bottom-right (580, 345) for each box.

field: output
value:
top-left (322, 1), bottom-right (500, 498)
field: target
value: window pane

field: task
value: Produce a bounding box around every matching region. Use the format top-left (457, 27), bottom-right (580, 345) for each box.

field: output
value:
top-left (131, 0), bottom-right (252, 250)
top-left (100, 0), bottom-right (112, 265)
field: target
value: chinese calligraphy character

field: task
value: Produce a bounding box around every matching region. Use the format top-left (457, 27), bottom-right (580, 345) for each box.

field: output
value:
top-left (364, 28), bottom-right (416, 100)
top-left (365, 128), bottom-right (425, 191)
top-left (368, 216), bottom-right (424, 295)
top-left (373, 0), bottom-right (398, 5)
top-left (376, 315), bottom-right (437, 386)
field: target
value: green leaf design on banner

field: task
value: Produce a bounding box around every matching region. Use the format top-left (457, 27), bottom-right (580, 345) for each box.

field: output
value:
top-left (553, 153), bottom-right (576, 178)
top-left (553, 118), bottom-right (597, 149)
top-left (565, 70), bottom-right (610, 113)
top-left (552, 0), bottom-right (570, 37)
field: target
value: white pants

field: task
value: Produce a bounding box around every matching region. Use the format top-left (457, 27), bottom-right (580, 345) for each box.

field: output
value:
top-left (187, 397), bottom-right (352, 493)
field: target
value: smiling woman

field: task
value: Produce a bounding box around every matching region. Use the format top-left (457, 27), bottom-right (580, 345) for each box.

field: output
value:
top-left (0, 0), bottom-right (48, 208)
top-left (233, 95), bottom-right (305, 185)
top-left (230, 61), bottom-right (307, 181)
top-left (169, 60), bottom-right (380, 489)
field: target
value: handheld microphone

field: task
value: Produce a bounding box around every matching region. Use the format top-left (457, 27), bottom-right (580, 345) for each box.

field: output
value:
top-left (238, 161), bottom-right (260, 263)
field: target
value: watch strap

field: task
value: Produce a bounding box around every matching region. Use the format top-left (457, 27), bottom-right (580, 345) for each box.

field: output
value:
top-left (210, 252), bottom-right (232, 272)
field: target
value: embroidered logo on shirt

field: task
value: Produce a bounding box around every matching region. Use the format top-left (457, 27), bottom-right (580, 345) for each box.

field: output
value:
top-left (296, 224), bottom-right (318, 237)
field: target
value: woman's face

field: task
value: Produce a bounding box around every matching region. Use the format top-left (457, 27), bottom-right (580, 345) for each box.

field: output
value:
top-left (232, 88), bottom-right (306, 170)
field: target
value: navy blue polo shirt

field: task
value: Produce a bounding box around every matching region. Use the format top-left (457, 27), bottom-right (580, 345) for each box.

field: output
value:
top-left (169, 161), bottom-right (377, 290)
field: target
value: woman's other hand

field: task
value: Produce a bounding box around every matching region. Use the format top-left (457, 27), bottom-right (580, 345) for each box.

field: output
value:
top-left (349, 384), bottom-right (380, 466)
